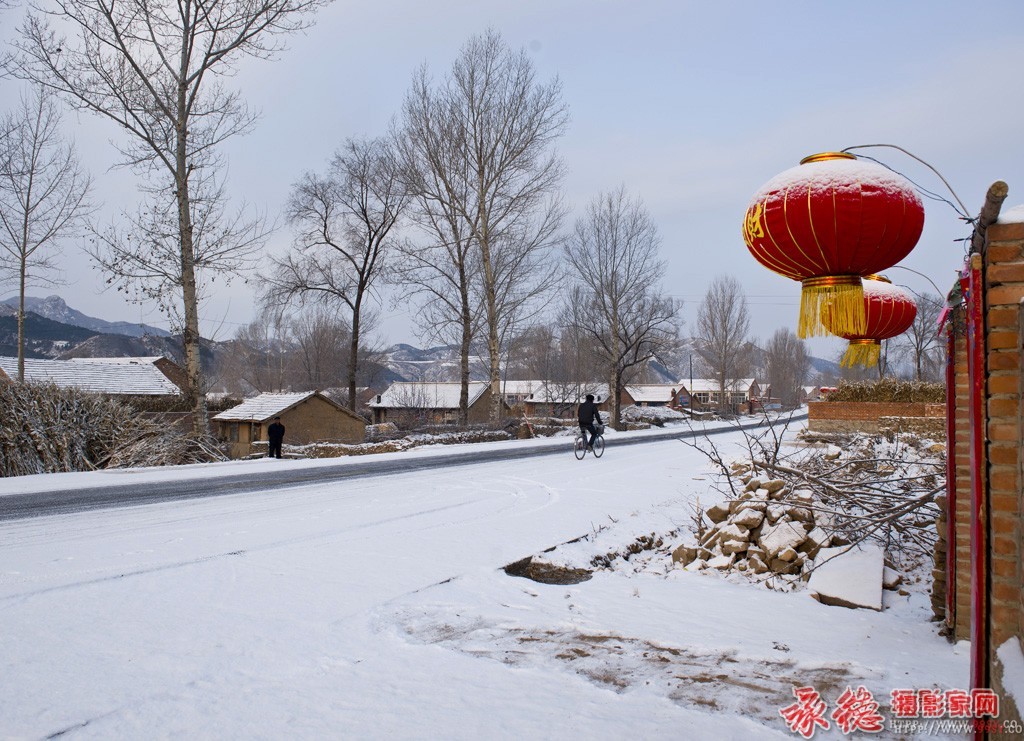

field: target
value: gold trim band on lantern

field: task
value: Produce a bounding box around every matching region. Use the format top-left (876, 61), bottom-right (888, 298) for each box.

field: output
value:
top-left (862, 274), bottom-right (891, 284)
top-left (799, 152), bottom-right (857, 165)
top-left (801, 275), bottom-right (862, 289)
top-left (848, 338), bottom-right (882, 347)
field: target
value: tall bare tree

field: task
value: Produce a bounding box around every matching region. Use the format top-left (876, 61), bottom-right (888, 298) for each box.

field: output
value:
top-left (399, 29), bottom-right (567, 422)
top-left (695, 274), bottom-right (752, 411)
top-left (762, 327), bottom-right (810, 409)
top-left (266, 136), bottom-right (406, 410)
top-left (392, 123), bottom-right (482, 426)
top-left (9, 0), bottom-right (330, 434)
top-left (0, 84), bottom-right (91, 381)
top-left (894, 292), bottom-right (944, 381)
top-left (563, 187), bottom-right (680, 429)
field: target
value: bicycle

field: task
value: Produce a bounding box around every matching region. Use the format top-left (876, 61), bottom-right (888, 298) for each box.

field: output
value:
top-left (573, 423), bottom-right (605, 460)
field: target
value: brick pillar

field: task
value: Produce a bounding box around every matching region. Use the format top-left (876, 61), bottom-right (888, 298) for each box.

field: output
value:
top-left (950, 323), bottom-right (973, 641)
top-left (984, 221), bottom-right (1024, 727)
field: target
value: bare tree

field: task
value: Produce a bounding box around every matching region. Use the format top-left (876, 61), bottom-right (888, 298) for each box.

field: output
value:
top-left (266, 136), bottom-right (406, 410)
top-left (563, 187), bottom-right (680, 429)
top-left (399, 29), bottom-right (567, 422)
top-left (391, 147), bottom-right (483, 426)
top-left (289, 307), bottom-right (349, 391)
top-left (894, 292), bottom-right (944, 381)
top-left (695, 275), bottom-right (752, 412)
top-left (0, 84), bottom-right (91, 381)
top-left (762, 328), bottom-right (811, 408)
top-left (9, 0), bottom-right (330, 435)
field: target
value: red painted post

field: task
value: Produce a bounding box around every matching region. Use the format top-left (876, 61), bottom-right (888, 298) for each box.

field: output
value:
top-left (945, 325), bottom-right (957, 628)
top-left (965, 253), bottom-right (988, 741)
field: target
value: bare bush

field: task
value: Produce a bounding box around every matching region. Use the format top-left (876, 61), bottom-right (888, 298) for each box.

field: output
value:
top-left (0, 383), bottom-right (225, 477)
top-left (825, 378), bottom-right (945, 403)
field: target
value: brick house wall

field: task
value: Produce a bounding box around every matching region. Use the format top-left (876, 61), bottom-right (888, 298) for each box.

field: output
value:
top-left (946, 218), bottom-right (1024, 728)
top-left (983, 221), bottom-right (1024, 726)
top-left (220, 395), bottom-right (366, 458)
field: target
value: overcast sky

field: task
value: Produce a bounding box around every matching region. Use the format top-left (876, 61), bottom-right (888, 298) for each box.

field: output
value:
top-left (2, 0), bottom-right (1023, 360)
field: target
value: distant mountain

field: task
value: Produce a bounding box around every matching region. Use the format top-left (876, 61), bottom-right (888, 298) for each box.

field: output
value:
top-left (0, 312), bottom-right (101, 358)
top-left (382, 343), bottom-right (490, 383)
top-left (1, 295), bottom-right (169, 338)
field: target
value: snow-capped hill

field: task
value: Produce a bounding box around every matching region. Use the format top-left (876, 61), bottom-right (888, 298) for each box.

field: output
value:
top-left (1, 295), bottom-right (169, 338)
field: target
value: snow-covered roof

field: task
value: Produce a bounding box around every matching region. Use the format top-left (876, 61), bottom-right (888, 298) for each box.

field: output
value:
top-left (0, 356), bottom-right (181, 395)
top-left (500, 380), bottom-right (546, 396)
top-left (69, 356), bottom-right (165, 365)
top-left (625, 384), bottom-right (681, 402)
top-left (683, 378), bottom-right (758, 394)
top-left (527, 383), bottom-right (610, 404)
top-left (370, 382), bottom-right (489, 409)
top-left (213, 392), bottom-right (317, 421)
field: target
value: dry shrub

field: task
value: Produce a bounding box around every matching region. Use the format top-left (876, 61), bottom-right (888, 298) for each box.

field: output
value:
top-left (0, 382), bottom-right (225, 477)
top-left (825, 378), bottom-right (945, 403)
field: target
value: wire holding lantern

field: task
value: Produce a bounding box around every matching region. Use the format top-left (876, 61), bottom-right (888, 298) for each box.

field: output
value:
top-left (742, 152), bottom-right (925, 339)
top-left (820, 275), bottom-right (918, 368)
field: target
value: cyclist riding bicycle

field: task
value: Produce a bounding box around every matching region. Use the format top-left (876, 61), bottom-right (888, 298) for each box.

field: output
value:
top-left (577, 393), bottom-right (602, 451)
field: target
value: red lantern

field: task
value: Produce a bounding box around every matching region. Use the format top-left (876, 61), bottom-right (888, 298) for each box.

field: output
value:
top-left (822, 275), bottom-right (918, 367)
top-left (742, 152), bottom-right (924, 338)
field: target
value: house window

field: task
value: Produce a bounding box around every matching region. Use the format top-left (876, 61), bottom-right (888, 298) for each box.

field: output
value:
top-left (228, 423), bottom-right (239, 442)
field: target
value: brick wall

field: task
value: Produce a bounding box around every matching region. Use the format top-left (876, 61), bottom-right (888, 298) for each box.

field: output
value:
top-left (807, 401), bottom-right (944, 434)
top-left (983, 221), bottom-right (1024, 727)
top-left (947, 218), bottom-right (1024, 728)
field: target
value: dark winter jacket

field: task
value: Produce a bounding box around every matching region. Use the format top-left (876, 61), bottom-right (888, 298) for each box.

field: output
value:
top-left (577, 400), bottom-right (601, 426)
top-left (268, 421), bottom-right (285, 443)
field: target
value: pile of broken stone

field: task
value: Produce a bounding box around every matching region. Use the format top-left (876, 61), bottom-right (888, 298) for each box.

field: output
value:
top-left (671, 466), bottom-right (838, 580)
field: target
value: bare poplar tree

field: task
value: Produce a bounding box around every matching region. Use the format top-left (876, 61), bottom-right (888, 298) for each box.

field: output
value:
top-left (266, 136), bottom-right (406, 410)
top-left (0, 84), bottom-right (91, 382)
top-left (399, 29), bottom-right (567, 422)
top-left (894, 292), bottom-right (944, 381)
top-left (563, 187), bottom-right (680, 429)
top-left (8, 0), bottom-right (331, 435)
top-left (762, 327), bottom-right (810, 409)
top-left (695, 274), bottom-right (752, 409)
top-left (392, 124), bottom-right (483, 426)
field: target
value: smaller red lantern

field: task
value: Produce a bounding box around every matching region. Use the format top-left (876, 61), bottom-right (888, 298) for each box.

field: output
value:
top-left (821, 275), bottom-right (917, 367)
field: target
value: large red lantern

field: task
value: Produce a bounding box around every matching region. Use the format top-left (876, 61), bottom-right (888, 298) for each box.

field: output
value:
top-left (742, 152), bottom-right (924, 338)
top-left (822, 275), bottom-right (918, 368)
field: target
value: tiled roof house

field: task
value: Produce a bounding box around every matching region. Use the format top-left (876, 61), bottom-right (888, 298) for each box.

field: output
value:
top-left (213, 391), bottom-right (366, 458)
top-left (0, 356), bottom-right (184, 396)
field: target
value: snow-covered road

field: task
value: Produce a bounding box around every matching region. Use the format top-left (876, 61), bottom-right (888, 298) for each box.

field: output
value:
top-left (0, 426), bottom-right (967, 739)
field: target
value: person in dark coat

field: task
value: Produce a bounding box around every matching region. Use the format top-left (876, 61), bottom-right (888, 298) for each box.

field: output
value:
top-left (267, 416), bottom-right (285, 459)
top-left (577, 394), bottom-right (602, 450)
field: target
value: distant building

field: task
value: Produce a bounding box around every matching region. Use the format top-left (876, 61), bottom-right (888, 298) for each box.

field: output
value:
top-left (522, 383), bottom-right (609, 418)
top-left (369, 382), bottom-right (504, 425)
top-left (213, 391), bottom-right (367, 458)
top-left (622, 384), bottom-right (681, 408)
top-left (0, 355), bottom-right (185, 396)
top-left (684, 378), bottom-right (762, 413)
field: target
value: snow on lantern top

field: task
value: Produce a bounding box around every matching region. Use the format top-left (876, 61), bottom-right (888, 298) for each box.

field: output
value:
top-left (742, 152), bottom-right (924, 339)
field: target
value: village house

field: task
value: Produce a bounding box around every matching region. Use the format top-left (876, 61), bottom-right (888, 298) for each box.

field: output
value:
top-left (621, 384), bottom-right (682, 408)
top-left (685, 378), bottom-right (762, 413)
top-left (368, 382), bottom-right (502, 426)
top-left (0, 355), bottom-right (185, 397)
top-left (499, 380), bottom-right (546, 409)
top-left (522, 383), bottom-right (609, 418)
top-left (213, 391), bottom-right (367, 458)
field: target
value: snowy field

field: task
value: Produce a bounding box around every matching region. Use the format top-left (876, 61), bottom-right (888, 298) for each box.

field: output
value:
top-left (0, 422), bottom-right (967, 739)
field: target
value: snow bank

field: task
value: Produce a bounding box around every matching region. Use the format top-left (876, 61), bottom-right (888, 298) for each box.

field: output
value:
top-left (807, 545), bottom-right (884, 611)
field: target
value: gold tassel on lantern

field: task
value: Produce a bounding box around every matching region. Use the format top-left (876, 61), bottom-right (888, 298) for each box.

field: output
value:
top-left (841, 339), bottom-right (881, 368)
top-left (799, 275), bottom-right (866, 338)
